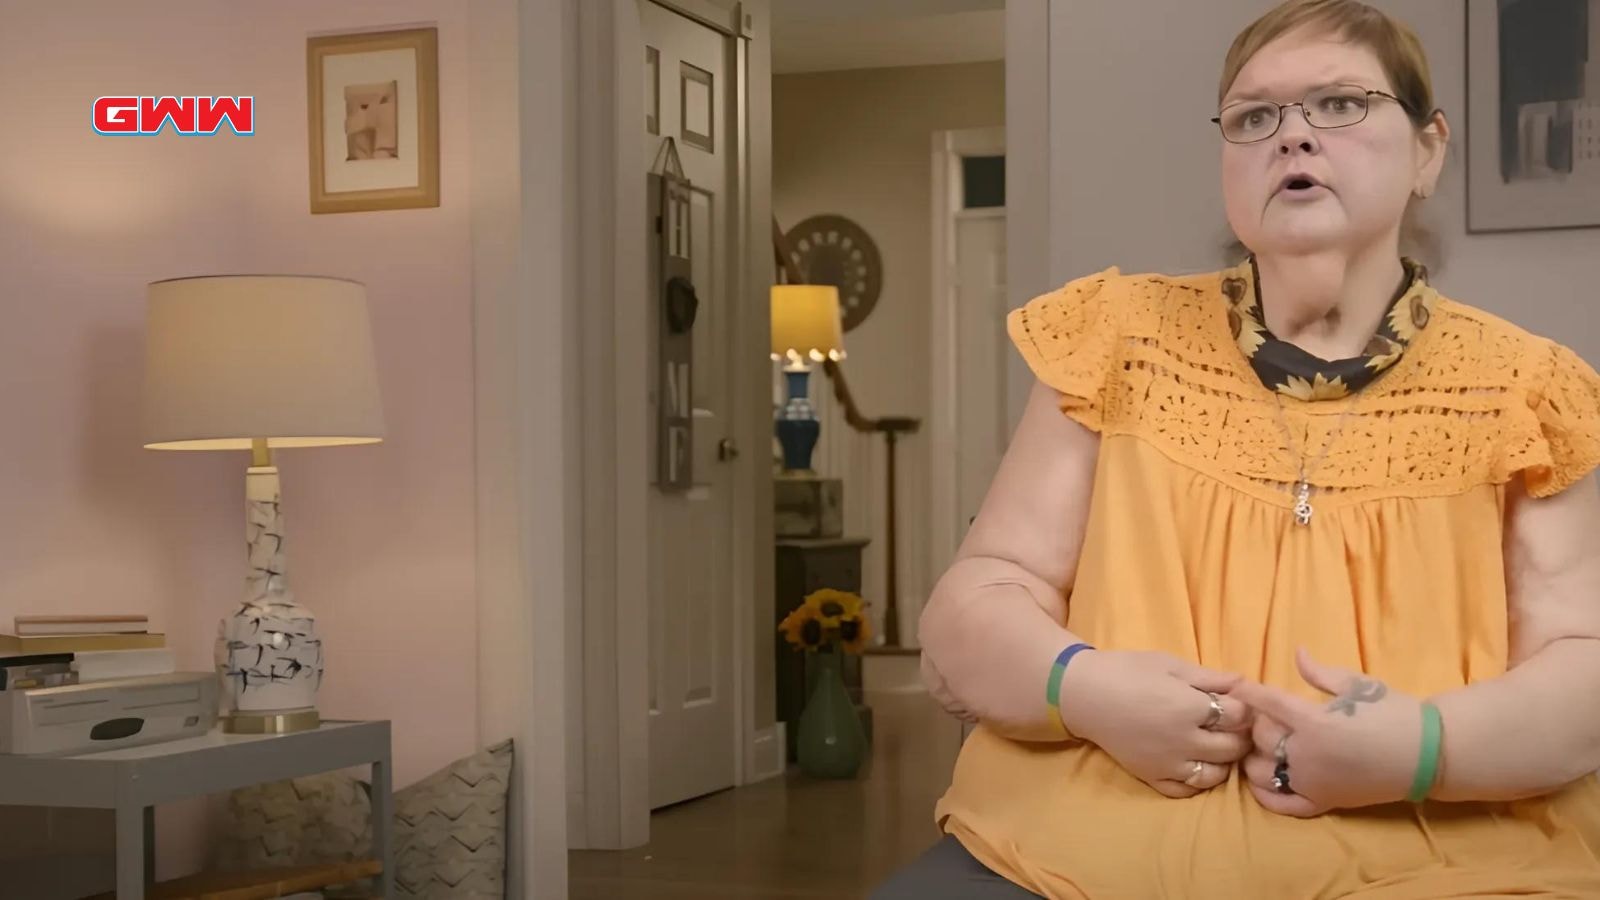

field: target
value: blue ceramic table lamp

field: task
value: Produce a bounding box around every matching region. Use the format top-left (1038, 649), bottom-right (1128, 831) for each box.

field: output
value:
top-left (770, 284), bottom-right (844, 473)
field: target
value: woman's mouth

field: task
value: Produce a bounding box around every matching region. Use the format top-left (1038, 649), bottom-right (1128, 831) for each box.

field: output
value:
top-left (1277, 174), bottom-right (1328, 196)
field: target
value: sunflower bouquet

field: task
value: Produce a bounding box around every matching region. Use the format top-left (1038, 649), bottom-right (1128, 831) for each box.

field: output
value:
top-left (779, 588), bottom-right (872, 654)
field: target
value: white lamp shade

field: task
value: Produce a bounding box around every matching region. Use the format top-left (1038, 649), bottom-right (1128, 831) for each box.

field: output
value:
top-left (142, 275), bottom-right (385, 450)
top-left (770, 284), bottom-right (845, 363)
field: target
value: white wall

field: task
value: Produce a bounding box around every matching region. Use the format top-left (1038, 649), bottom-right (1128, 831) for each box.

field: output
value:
top-left (1013, 0), bottom-right (1600, 419)
top-left (774, 61), bottom-right (1005, 645)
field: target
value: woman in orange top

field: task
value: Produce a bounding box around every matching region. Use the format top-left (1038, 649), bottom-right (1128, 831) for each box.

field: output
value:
top-left (872, 2), bottom-right (1600, 898)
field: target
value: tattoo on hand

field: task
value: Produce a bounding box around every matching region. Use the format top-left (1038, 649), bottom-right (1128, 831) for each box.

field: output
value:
top-left (1326, 678), bottom-right (1388, 717)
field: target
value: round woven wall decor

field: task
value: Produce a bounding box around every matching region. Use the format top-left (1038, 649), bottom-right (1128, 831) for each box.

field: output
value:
top-left (783, 214), bottom-right (883, 333)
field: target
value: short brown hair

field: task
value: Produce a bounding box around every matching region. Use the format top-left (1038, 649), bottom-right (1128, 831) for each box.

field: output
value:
top-left (1218, 1), bottom-right (1443, 264)
top-left (1219, 0), bottom-right (1436, 127)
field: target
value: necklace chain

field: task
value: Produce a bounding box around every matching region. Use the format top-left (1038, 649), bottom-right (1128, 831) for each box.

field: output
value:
top-left (1267, 392), bottom-right (1354, 525)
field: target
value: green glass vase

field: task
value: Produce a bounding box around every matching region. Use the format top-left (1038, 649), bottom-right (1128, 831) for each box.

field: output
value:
top-left (797, 645), bottom-right (866, 778)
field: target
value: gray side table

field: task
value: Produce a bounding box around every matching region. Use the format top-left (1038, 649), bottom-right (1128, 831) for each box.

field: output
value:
top-left (0, 719), bottom-right (393, 900)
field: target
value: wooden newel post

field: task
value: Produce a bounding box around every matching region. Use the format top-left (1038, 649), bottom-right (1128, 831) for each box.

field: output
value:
top-left (886, 430), bottom-right (898, 646)
top-left (875, 417), bottom-right (919, 646)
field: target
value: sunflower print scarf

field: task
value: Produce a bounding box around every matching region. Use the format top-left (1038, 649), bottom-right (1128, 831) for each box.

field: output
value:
top-left (1220, 257), bottom-right (1436, 401)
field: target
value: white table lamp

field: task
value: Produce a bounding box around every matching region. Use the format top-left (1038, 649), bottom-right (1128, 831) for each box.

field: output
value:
top-left (142, 275), bottom-right (384, 733)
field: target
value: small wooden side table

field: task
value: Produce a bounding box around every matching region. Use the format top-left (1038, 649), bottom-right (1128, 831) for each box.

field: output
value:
top-left (0, 720), bottom-right (392, 900)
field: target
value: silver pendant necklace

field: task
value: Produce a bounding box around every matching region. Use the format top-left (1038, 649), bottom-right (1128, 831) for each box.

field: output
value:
top-left (1268, 394), bottom-right (1353, 526)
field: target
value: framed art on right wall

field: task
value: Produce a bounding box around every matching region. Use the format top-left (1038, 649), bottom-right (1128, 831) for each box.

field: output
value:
top-left (1468, 0), bottom-right (1600, 232)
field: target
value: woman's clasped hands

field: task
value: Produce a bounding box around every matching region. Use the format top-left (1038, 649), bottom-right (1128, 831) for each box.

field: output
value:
top-left (1056, 649), bottom-right (1256, 798)
top-left (1059, 647), bottom-right (1426, 816)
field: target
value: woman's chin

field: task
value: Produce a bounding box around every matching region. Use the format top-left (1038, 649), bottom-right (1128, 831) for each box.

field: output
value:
top-left (1251, 226), bottom-right (1352, 257)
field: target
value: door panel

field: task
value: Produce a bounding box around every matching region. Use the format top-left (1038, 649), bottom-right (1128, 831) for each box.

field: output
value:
top-left (641, 0), bottom-right (737, 811)
top-left (955, 213), bottom-right (1008, 533)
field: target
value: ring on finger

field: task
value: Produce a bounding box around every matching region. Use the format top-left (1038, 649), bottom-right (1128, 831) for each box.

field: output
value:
top-left (1272, 735), bottom-right (1294, 794)
top-left (1184, 760), bottom-right (1206, 787)
top-left (1199, 691), bottom-right (1225, 730)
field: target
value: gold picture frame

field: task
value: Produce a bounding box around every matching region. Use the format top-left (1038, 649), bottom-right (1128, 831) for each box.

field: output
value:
top-left (306, 27), bottom-right (439, 214)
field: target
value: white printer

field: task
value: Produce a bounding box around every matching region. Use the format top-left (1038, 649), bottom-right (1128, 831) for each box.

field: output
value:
top-left (0, 672), bottom-right (218, 756)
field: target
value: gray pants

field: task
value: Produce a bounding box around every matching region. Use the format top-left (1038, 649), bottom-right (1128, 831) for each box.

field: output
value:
top-left (871, 835), bottom-right (1044, 899)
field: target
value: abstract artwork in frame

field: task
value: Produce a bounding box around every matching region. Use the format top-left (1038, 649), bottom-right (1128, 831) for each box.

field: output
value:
top-left (307, 27), bottom-right (439, 214)
top-left (1468, 0), bottom-right (1600, 232)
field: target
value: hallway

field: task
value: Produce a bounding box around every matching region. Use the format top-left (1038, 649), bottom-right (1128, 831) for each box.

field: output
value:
top-left (570, 686), bottom-right (965, 899)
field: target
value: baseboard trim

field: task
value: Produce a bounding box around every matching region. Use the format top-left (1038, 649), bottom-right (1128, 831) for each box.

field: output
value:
top-left (746, 722), bottom-right (786, 784)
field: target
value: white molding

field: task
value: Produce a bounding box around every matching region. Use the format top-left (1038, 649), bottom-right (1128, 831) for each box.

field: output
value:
top-left (664, 0), bottom-right (745, 35)
top-left (571, 0), bottom-right (652, 852)
top-left (746, 722), bottom-right (786, 783)
top-left (1005, 0), bottom-right (1053, 431)
top-left (929, 132), bottom-right (959, 590)
top-left (929, 126), bottom-right (1005, 577)
top-left (736, 0), bottom-right (776, 788)
top-left (949, 126), bottom-right (1005, 156)
top-left (469, 0), bottom-right (579, 894)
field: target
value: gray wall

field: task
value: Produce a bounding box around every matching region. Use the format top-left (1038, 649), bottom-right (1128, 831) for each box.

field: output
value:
top-left (1013, 0), bottom-right (1600, 418)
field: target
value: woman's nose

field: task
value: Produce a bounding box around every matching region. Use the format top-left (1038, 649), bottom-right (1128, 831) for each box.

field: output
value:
top-left (1276, 105), bottom-right (1321, 155)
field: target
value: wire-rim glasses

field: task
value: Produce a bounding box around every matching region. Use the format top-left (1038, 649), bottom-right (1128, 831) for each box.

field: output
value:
top-left (1211, 84), bottom-right (1417, 144)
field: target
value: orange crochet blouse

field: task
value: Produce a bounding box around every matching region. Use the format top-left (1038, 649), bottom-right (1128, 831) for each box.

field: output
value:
top-left (933, 264), bottom-right (1600, 899)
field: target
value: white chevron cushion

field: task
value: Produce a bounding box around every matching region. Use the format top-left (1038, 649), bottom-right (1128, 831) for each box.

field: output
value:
top-left (212, 739), bottom-right (514, 900)
top-left (392, 739), bottom-right (513, 899)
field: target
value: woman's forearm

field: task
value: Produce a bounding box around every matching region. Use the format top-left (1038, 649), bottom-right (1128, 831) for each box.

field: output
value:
top-left (1430, 637), bottom-right (1600, 802)
top-left (918, 554), bottom-right (1082, 742)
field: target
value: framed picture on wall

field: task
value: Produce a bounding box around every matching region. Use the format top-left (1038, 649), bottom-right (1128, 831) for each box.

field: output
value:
top-left (1467, 0), bottom-right (1600, 232)
top-left (306, 27), bottom-right (439, 214)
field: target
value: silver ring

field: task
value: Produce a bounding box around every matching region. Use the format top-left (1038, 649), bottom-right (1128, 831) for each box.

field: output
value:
top-left (1200, 691), bottom-right (1225, 730)
top-left (1184, 760), bottom-right (1206, 787)
top-left (1272, 735), bottom-right (1294, 795)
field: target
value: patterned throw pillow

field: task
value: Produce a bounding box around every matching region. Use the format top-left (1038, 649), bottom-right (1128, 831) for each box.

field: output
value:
top-left (393, 739), bottom-right (514, 899)
top-left (211, 740), bottom-right (514, 900)
top-left (214, 772), bottom-right (372, 869)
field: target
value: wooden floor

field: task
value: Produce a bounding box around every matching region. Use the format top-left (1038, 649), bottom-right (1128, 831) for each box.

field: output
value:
top-left (570, 687), bottom-right (966, 900)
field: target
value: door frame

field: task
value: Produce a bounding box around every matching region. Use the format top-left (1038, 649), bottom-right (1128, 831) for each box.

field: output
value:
top-left (474, 0), bottom-right (1052, 890)
top-left (567, 0), bottom-right (776, 852)
top-left (929, 126), bottom-right (1005, 572)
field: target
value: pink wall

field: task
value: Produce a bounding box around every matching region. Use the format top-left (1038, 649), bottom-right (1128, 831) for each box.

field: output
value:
top-left (0, 0), bottom-right (478, 880)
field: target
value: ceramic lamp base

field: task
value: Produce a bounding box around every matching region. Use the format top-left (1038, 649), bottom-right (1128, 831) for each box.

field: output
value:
top-left (223, 708), bottom-right (321, 734)
top-left (775, 367), bottom-right (820, 472)
top-left (217, 464), bottom-right (325, 724)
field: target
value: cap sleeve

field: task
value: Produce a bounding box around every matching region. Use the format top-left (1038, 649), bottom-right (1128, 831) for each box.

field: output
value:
top-left (1006, 268), bottom-right (1124, 432)
top-left (1520, 342), bottom-right (1600, 498)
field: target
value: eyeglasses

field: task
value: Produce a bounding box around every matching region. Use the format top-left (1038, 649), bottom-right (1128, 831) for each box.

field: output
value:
top-left (1212, 84), bottom-right (1417, 144)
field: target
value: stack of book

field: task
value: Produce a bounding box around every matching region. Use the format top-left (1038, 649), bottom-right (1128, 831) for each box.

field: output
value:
top-left (0, 615), bottom-right (176, 689)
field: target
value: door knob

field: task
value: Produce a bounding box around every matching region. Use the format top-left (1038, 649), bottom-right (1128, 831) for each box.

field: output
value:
top-left (718, 438), bottom-right (740, 461)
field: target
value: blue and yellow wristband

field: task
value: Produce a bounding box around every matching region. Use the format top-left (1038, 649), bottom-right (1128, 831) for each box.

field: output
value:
top-left (1045, 642), bottom-right (1095, 737)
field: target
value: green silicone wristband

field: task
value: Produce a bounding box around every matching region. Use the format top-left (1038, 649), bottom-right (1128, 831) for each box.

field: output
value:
top-left (1407, 702), bottom-right (1443, 803)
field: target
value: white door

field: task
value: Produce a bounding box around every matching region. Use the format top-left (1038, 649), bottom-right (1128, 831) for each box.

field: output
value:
top-left (641, 0), bottom-right (738, 811)
top-left (954, 211), bottom-right (1008, 536)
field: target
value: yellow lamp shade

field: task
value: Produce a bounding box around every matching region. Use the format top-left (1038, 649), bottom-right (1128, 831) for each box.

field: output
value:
top-left (770, 284), bottom-right (845, 365)
top-left (142, 275), bottom-right (385, 450)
